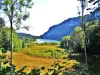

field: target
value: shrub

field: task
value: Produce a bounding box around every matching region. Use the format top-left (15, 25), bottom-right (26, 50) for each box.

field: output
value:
top-left (24, 49), bottom-right (64, 58)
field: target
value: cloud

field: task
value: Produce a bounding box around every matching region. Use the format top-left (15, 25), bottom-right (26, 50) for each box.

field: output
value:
top-left (19, 0), bottom-right (79, 36)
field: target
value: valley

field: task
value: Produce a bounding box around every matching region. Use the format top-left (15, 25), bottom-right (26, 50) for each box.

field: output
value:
top-left (6, 42), bottom-right (79, 75)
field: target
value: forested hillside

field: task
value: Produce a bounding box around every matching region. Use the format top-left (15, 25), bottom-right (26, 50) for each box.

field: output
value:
top-left (61, 19), bottom-right (100, 54)
top-left (18, 33), bottom-right (40, 41)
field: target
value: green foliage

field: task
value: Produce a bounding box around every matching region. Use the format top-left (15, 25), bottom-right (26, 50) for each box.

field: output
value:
top-left (25, 49), bottom-right (64, 58)
top-left (4, 28), bottom-right (23, 52)
top-left (41, 42), bottom-right (60, 45)
top-left (23, 43), bottom-right (64, 58)
top-left (70, 26), bottom-right (84, 53)
top-left (2, 31), bottom-right (10, 51)
top-left (44, 59), bottom-right (85, 75)
top-left (0, 21), bottom-right (11, 51)
top-left (60, 36), bottom-right (71, 50)
top-left (86, 24), bottom-right (100, 54)
top-left (70, 19), bottom-right (100, 55)
top-left (45, 61), bottom-right (64, 75)
top-left (28, 68), bottom-right (40, 75)
top-left (62, 36), bottom-right (70, 40)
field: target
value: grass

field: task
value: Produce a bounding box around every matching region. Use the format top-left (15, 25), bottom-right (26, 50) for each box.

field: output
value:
top-left (11, 52), bottom-right (79, 74)
top-left (22, 43), bottom-right (65, 58)
top-left (1, 43), bottom-right (78, 75)
top-left (0, 42), bottom-right (84, 75)
top-left (2, 42), bottom-right (100, 75)
top-left (2, 42), bottom-right (100, 74)
top-left (10, 52), bottom-right (79, 75)
top-left (12, 52), bottom-right (54, 74)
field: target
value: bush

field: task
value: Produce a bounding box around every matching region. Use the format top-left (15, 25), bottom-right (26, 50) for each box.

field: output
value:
top-left (23, 43), bottom-right (64, 58)
top-left (40, 42), bottom-right (60, 45)
top-left (25, 49), bottom-right (64, 58)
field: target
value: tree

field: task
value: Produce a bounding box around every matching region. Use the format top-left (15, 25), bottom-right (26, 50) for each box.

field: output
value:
top-left (0, 25), bottom-right (3, 48)
top-left (70, 26), bottom-right (84, 53)
top-left (0, 17), bottom-right (5, 49)
top-left (0, 0), bottom-right (33, 74)
top-left (76, 0), bottom-right (100, 74)
top-left (0, 17), bottom-right (6, 48)
top-left (77, 0), bottom-right (89, 74)
top-left (61, 36), bottom-right (71, 50)
top-left (2, 30), bottom-right (10, 51)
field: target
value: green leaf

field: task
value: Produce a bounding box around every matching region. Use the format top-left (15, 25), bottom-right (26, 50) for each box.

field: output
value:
top-left (15, 66), bottom-right (26, 75)
top-left (2, 48), bottom-right (7, 53)
top-left (6, 66), bottom-right (11, 72)
top-left (27, 0), bottom-right (32, 2)
top-left (11, 4), bottom-right (14, 11)
top-left (1, 54), bottom-right (6, 59)
top-left (58, 65), bottom-right (64, 70)
top-left (28, 6), bottom-right (32, 8)
top-left (5, 0), bottom-right (11, 4)
top-left (3, 8), bottom-right (8, 11)
top-left (20, 0), bottom-right (24, 6)
top-left (7, 12), bottom-right (11, 17)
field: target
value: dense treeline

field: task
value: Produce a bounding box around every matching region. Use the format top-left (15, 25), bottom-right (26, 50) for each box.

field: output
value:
top-left (61, 20), bottom-right (100, 55)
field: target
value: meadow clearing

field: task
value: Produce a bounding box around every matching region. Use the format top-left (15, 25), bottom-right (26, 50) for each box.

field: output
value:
top-left (9, 43), bottom-right (79, 75)
top-left (1, 42), bottom-right (100, 75)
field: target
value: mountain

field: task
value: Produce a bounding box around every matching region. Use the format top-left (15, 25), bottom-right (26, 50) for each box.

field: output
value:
top-left (18, 33), bottom-right (40, 40)
top-left (41, 17), bottom-right (81, 40)
top-left (41, 8), bottom-right (100, 41)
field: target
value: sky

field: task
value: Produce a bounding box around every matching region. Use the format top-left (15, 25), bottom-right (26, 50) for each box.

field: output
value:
top-left (16, 0), bottom-right (80, 36)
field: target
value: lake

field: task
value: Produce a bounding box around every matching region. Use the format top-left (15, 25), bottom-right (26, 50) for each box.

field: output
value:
top-left (36, 39), bottom-right (60, 43)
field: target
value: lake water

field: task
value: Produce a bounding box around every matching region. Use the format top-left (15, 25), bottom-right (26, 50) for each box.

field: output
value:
top-left (36, 39), bottom-right (60, 43)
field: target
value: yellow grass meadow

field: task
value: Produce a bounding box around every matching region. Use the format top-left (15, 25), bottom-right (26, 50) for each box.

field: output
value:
top-left (4, 43), bottom-right (79, 75)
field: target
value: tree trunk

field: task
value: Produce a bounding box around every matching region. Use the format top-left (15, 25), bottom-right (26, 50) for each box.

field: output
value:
top-left (10, 6), bottom-right (14, 75)
top-left (81, 0), bottom-right (88, 73)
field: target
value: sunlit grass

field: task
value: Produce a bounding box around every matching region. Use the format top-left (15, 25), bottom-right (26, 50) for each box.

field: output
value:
top-left (11, 52), bottom-right (79, 74)
top-left (22, 43), bottom-right (65, 58)
top-left (3, 43), bottom-right (80, 74)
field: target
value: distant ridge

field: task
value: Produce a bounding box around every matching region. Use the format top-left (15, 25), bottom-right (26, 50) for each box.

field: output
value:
top-left (18, 33), bottom-right (40, 40)
top-left (40, 17), bottom-right (81, 40)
